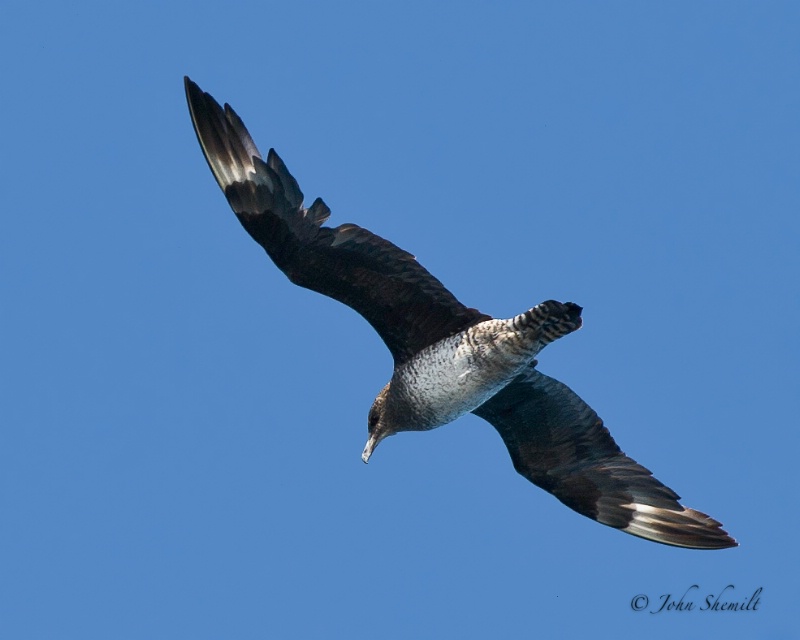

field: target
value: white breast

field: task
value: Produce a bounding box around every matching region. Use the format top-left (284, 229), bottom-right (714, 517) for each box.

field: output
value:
top-left (387, 319), bottom-right (541, 430)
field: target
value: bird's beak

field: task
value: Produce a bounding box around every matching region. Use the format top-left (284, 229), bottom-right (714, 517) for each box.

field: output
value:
top-left (361, 432), bottom-right (384, 464)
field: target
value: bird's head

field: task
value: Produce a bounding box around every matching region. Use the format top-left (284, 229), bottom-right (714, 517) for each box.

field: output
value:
top-left (361, 383), bottom-right (394, 463)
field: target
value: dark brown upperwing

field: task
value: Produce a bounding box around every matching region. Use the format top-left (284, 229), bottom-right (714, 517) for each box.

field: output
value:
top-left (185, 77), bottom-right (489, 364)
top-left (473, 367), bottom-right (737, 549)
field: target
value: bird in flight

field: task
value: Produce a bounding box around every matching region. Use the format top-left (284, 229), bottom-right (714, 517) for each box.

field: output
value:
top-left (184, 77), bottom-right (736, 550)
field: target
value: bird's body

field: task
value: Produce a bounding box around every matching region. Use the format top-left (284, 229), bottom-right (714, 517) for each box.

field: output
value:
top-left (378, 303), bottom-right (582, 434)
top-left (185, 76), bottom-right (737, 550)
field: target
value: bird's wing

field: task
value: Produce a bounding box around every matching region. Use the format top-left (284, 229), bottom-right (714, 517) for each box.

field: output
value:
top-left (472, 367), bottom-right (737, 549)
top-left (185, 77), bottom-right (489, 365)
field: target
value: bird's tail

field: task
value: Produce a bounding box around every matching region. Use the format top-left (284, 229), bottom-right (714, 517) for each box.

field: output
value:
top-left (511, 300), bottom-right (583, 347)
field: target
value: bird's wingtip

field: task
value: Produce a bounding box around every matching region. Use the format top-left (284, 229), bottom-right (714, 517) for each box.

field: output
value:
top-left (620, 503), bottom-right (738, 550)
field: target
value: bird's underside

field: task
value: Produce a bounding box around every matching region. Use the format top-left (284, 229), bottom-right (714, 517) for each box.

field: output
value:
top-left (184, 76), bottom-right (737, 550)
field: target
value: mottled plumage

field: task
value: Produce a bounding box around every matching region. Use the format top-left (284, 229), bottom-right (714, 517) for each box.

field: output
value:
top-left (185, 77), bottom-right (736, 550)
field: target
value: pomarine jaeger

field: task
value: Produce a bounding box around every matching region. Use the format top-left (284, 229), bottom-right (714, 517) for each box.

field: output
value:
top-left (184, 77), bottom-right (736, 550)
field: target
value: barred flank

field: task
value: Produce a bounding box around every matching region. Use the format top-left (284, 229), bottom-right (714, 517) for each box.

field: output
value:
top-left (512, 300), bottom-right (583, 346)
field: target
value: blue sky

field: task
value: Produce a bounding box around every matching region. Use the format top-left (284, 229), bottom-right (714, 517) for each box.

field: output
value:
top-left (2, 2), bottom-right (798, 638)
